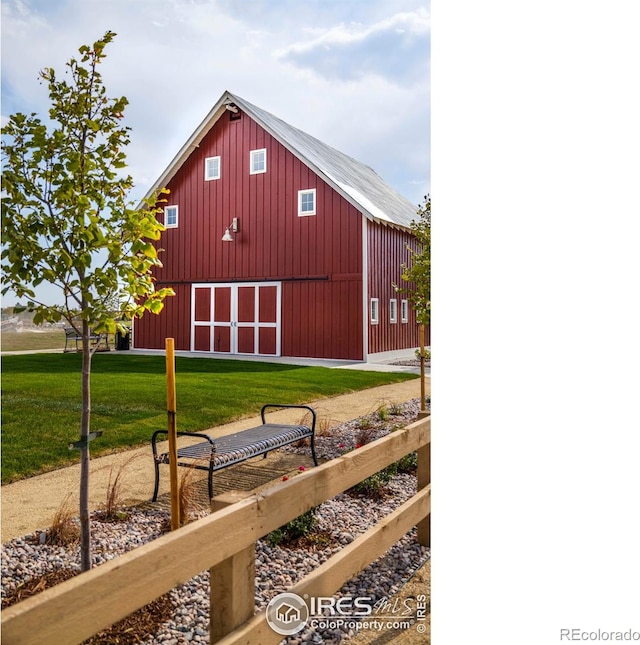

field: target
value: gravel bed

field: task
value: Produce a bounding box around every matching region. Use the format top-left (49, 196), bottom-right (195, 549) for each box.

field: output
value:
top-left (1, 400), bottom-right (430, 644)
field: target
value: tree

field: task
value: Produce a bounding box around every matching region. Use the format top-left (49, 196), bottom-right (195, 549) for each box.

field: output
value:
top-left (397, 195), bottom-right (431, 411)
top-left (399, 195), bottom-right (431, 327)
top-left (1, 31), bottom-right (173, 570)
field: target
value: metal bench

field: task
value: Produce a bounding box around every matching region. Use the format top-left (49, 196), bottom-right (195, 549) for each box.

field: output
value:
top-left (63, 327), bottom-right (110, 353)
top-left (151, 404), bottom-right (317, 501)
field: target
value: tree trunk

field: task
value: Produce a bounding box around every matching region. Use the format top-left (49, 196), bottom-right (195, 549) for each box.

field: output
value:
top-left (419, 324), bottom-right (426, 412)
top-left (80, 319), bottom-right (92, 571)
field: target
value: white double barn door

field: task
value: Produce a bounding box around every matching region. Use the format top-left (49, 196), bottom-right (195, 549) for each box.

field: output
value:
top-left (191, 282), bottom-right (281, 356)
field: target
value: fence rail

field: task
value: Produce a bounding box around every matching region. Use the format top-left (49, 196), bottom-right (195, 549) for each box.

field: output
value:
top-left (1, 416), bottom-right (431, 645)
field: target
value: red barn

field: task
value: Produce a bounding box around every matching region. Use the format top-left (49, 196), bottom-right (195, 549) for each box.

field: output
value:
top-left (133, 91), bottom-right (427, 362)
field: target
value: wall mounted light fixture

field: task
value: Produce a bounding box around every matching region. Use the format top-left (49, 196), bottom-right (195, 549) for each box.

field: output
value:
top-left (222, 217), bottom-right (239, 242)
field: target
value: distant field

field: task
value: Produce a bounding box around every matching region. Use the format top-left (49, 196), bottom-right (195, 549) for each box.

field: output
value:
top-left (1, 330), bottom-right (67, 352)
top-left (0, 330), bottom-right (118, 353)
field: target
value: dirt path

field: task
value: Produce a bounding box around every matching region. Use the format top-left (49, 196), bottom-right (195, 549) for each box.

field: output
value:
top-left (1, 378), bottom-right (428, 543)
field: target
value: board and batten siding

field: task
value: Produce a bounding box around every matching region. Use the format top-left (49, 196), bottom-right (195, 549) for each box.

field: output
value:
top-left (366, 220), bottom-right (424, 355)
top-left (132, 283), bottom-right (191, 350)
top-left (134, 110), bottom-right (365, 360)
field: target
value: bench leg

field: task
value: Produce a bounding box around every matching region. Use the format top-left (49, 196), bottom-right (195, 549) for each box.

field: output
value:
top-left (152, 461), bottom-right (161, 502)
top-left (310, 435), bottom-right (318, 466)
top-left (208, 463), bottom-right (214, 500)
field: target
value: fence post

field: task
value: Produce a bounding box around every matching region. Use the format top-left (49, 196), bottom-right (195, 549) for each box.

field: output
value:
top-left (210, 491), bottom-right (256, 643)
top-left (417, 424), bottom-right (431, 546)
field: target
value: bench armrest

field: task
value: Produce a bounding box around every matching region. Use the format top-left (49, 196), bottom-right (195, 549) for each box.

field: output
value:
top-left (260, 404), bottom-right (316, 432)
top-left (151, 430), bottom-right (216, 457)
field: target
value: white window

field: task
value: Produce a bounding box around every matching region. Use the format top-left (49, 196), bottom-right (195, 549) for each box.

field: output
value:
top-left (401, 299), bottom-right (409, 323)
top-left (250, 148), bottom-right (267, 174)
top-left (205, 156), bottom-right (221, 181)
top-left (165, 205), bottom-right (178, 228)
top-left (389, 299), bottom-right (398, 324)
top-left (298, 189), bottom-right (316, 216)
top-left (370, 298), bottom-right (379, 325)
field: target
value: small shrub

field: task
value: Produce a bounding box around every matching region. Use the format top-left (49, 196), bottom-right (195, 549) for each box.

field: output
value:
top-left (385, 451), bottom-right (418, 477)
top-left (348, 452), bottom-right (417, 499)
top-left (267, 508), bottom-right (318, 546)
top-left (376, 405), bottom-right (389, 422)
top-left (356, 416), bottom-right (373, 431)
top-left (389, 402), bottom-right (403, 416)
top-left (396, 451), bottom-right (418, 473)
top-left (354, 423), bottom-right (377, 447)
top-left (348, 469), bottom-right (394, 500)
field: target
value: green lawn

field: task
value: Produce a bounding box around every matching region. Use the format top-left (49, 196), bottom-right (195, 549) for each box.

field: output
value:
top-left (1, 353), bottom-right (416, 483)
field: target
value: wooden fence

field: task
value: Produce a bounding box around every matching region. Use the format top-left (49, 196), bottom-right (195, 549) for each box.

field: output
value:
top-left (1, 416), bottom-right (430, 645)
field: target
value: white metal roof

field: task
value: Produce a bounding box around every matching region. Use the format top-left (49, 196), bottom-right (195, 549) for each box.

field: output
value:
top-left (140, 90), bottom-right (418, 230)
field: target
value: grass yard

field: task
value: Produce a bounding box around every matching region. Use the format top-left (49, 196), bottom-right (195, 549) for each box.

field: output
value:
top-left (1, 352), bottom-right (416, 483)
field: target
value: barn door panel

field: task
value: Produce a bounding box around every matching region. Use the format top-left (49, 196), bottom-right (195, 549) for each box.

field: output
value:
top-left (194, 326), bottom-right (211, 352)
top-left (213, 326), bottom-right (231, 353)
top-left (256, 285), bottom-right (278, 355)
top-left (194, 288), bottom-right (211, 322)
top-left (237, 286), bottom-right (255, 322)
top-left (258, 327), bottom-right (277, 355)
top-left (236, 286), bottom-right (256, 354)
top-left (237, 326), bottom-right (255, 354)
top-left (193, 287), bottom-right (212, 351)
top-left (212, 286), bottom-right (232, 354)
top-left (259, 285), bottom-right (277, 322)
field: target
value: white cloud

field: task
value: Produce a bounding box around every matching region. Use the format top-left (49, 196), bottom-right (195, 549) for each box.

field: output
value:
top-left (276, 8), bottom-right (430, 84)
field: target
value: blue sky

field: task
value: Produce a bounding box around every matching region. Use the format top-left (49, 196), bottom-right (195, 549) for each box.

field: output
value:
top-left (1, 0), bottom-right (430, 209)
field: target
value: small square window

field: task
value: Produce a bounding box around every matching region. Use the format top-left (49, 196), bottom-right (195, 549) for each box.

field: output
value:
top-left (298, 189), bottom-right (316, 216)
top-left (390, 299), bottom-right (398, 324)
top-left (165, 205), bottom-right (178, 229)
top-left (205, 156), bottom-right (221, 181)
top-left (250, 148), bottom-right (267, 175)
top-left (401, 300), bottom-right (409, 323)
top-left (370, 298), bottom-right (379, 325)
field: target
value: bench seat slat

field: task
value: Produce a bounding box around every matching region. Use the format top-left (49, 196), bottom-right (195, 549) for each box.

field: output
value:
top-left (210, 424), bottom-right (311, 468)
